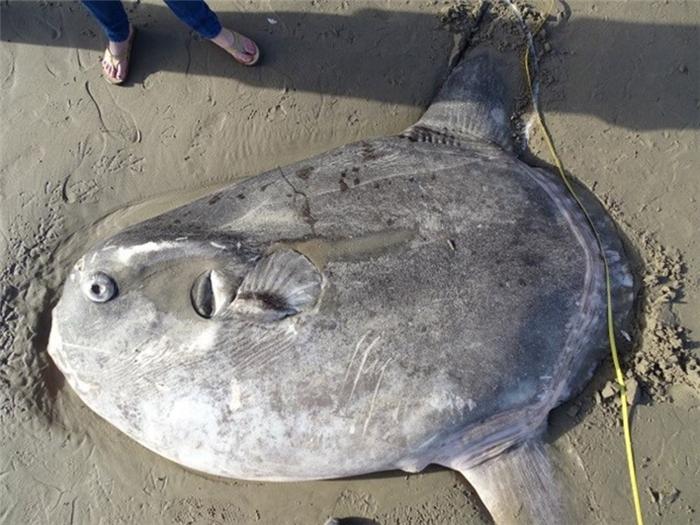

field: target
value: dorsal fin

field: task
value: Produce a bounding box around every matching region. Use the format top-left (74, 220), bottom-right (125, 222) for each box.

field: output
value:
top-left (404, 47), bottom-right (514, 151)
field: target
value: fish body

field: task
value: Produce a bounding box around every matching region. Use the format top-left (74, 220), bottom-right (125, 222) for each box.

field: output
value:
top-left (49, 47), bottom-right (634, 523)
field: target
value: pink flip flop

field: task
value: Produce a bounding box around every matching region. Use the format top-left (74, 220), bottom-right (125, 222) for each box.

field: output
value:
top-left (102, 26), bottom-right (136, 84)
top-left (223, 30), bottom-right (260, 66)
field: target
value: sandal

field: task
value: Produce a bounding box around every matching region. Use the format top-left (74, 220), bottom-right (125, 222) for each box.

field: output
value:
top-left (102, 26), bottom-right (136, 84)
top-left (223, 30), bottom-right (260, 67)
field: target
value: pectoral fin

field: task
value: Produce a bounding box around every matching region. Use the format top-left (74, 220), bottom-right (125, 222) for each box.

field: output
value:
top-left (232, 249), bottom-right (322, 322)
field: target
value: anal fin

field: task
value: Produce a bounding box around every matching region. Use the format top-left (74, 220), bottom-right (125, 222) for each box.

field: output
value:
top-left (453, 440), bottom-right (564, 525)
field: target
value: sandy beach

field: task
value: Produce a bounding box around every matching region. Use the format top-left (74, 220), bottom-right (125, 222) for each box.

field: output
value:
top-left (1, 1), bottom-right (698, 523)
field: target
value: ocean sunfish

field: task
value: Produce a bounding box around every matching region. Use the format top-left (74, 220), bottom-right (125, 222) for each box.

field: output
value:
top-left (48, 44), bottom-right (634, 523)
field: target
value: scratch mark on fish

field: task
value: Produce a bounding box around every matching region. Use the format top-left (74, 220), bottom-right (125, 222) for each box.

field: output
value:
top-left (342, 331), bottom-right (371, 386)
top-left (223, 196), bottom-right (274, 228)
top-left (233, 334), bottom-right (294, 374)
top-left (347, 335), bottom-right (381, 405)
top-left (392, 399), bottom-right (403, 423)
top-left (62, 341), bottom-right (111, 355)
top-left (362, 358), bottom-right (392, 436)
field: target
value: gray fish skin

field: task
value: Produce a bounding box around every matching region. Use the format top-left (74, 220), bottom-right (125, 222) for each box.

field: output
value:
top-left (48, 47), bottom-right (634, 523)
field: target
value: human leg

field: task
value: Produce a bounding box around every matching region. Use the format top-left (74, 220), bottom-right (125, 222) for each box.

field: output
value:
top-left (163, 0), bottom-right (222, 39)
top-left (163, 0), bottom-right (260, 66)
top-left (81, 0), bottom-right (130, 42)
top-left (81, 1), bottom-right (135, 83)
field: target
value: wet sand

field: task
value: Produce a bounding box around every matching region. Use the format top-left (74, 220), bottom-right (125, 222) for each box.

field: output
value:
top-left (1, 1), bottom-right (698, 523)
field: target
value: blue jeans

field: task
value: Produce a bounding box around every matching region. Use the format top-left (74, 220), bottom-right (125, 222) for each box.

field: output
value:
top-left (82, 1), bottom-right (222, 42)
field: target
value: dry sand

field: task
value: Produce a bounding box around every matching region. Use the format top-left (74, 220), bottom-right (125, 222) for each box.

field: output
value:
top-left (1, 1), bottom-right (698, 523)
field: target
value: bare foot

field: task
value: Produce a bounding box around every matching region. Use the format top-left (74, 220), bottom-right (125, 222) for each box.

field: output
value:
top-left (210, 27), bottom-right (260, 66)
top-left (102, 25), bottom-right (135, 84)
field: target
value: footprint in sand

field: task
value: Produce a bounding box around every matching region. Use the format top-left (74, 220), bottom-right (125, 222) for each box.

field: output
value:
top-left (186, 112), bottom-right (228, 160)
top-left (0, 47), bottom-right (15, 90)
top-left (85, 79), bottom-right (141, 144)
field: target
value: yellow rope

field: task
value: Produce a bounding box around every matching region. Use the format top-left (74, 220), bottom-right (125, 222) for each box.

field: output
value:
top-left (516, 1), bottom-right (644, 523)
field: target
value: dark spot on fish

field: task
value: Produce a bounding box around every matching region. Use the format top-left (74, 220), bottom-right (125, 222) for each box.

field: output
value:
top-left (260, 183), bottom-right (273, 192)
top-left (295, 166), bottom-right (314, 180)
top-left (117, 402), bottom-right (140, 425)
top-left (301, 200), bottom-right (316, 230)
top-left (339, 180), bottom-right (349, 192)
top-left (373, 182), bottom-right (380, 189)
top-left (340, 170), bottom-right (347, 178)
top-left (351, 166), bottom-right (359, 172)
top-left (353, 177), bottom-right (360, 185)
top-left (400, 127), bottom-right (419, 142)
top-left (173, 219), bottom-right (181, 224)
top-left (518, 278), bottom-right (527, 287)
top-left (297, 391), bottom-right (335, 409)
top-left (237, 193), bottom-right (246, 200)
top-left (400, 125), bottom-right (462, 146)
top-left (521, 252), bottom-right (543, 267)
top-left (208, 194), bottom-right (222, 205)
top-left (360, 141), bottom-right (379, 161)
top-left (386, 218), bottom-right (395, 226)
top-left (317, 319), bottom-right (338, 330)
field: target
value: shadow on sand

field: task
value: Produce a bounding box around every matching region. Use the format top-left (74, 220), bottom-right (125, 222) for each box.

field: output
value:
top-left (1, 1), bottom-right (698, 130)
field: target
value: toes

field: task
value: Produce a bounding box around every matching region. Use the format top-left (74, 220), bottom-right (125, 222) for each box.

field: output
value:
top-left (230, 49), bottom-right (252, 64)
top-left (216, 29), bottom-right (258, 65)
top-left (102, 59), bottom-right (121, 82)
top-left (243, 38), bottom-right (257, 56)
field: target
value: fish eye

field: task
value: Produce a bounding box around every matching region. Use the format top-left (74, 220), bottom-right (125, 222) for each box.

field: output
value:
top-left (82, 272), bottom-right (117, 303)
